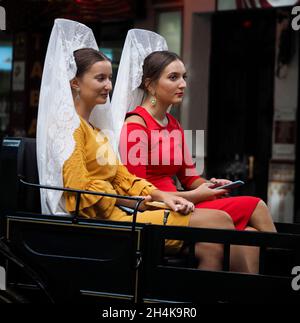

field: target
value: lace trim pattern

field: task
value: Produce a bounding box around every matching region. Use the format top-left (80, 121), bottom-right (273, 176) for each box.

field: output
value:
top-left (111, 29), bottom-right (168, 151)
top-left (37, 19), bottom-right (110, 214)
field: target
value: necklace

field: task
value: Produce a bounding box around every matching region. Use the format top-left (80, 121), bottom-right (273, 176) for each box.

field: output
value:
top-left (145, 108), bottom-right (168, 127)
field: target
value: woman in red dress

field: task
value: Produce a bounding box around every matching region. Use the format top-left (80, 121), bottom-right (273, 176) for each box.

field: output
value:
top-left (119, 50), bottom-right (277, 273)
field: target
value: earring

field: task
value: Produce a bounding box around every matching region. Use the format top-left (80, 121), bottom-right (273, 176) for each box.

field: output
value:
top-left (75, 88), bottom-right (80, 101)
top-left (150, 95), bottom-right (157, 107)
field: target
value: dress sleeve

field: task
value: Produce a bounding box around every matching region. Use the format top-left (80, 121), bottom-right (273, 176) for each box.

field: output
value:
top-left (176, 127), bottom-right (201, 189)
top-left (63, 126), bottom-right (117, 217)
top-left (119, 122), bottom-right (149, 178)
top-left (112, 162), bottom-right (156, 197)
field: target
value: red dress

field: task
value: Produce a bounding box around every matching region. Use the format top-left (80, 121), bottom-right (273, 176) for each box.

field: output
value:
top-left (119, 106), bottom-right (260, 230)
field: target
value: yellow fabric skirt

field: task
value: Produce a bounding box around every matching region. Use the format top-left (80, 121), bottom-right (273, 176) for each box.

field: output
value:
top-left (110, 206), bottom-right (191, 252)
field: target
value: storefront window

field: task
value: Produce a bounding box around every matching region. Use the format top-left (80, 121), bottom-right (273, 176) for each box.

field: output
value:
top-left (0, 39), bottom-right (12, 137)
top-left (157, 10), bottom-right (182, 55)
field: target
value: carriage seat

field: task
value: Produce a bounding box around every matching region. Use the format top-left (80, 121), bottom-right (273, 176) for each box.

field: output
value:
top-left (0, 137), bottom-right (41, 214)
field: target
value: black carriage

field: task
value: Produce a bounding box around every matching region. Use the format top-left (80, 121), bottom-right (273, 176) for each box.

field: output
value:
top-left (1, 137), bottom-right (300, 303)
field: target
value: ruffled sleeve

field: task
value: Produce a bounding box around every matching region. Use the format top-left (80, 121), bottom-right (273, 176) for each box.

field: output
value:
top-left (63, 125), bottom-right (117, 218)
top-left (112, 163), bottom-right (156, 197)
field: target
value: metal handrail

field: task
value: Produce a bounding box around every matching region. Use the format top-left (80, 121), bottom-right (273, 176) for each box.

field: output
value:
top-left (19, 177), bottom-right (144, 270)
top-left (19, 177), bottom-right (144, 218)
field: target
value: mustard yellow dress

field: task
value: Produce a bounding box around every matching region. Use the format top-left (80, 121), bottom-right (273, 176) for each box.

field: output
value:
top-left (63, 117), bottom-right (191, 249)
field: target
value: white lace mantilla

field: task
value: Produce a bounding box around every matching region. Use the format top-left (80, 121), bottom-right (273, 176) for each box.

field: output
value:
top-left (111, 29), bottom-right (168, 150)
top-left (37, 19), bottom-right (112, 214)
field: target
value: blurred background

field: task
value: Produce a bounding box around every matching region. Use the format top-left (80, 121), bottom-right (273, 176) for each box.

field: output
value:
top-left (0, 0), bottom-right (299, 223)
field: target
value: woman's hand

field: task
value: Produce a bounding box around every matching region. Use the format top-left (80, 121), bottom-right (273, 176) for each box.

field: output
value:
top-left (150, 190), bottom-right (194, 215)
top-left (162, 194), bottom-right (195, 215)
top-left (209, 178), bottom-right (232, 187)
top-left (191, 182), bottom-right (228, 203)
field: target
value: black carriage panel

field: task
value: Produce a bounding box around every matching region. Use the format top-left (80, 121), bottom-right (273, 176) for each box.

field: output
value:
top-left (6, 215), bottom-right (145, 303)
top-left (142, 225), bottom-right (300, 304)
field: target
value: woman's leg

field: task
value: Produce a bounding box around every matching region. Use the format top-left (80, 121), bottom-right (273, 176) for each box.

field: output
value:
top-left (248, 200), bottom-right (277, 233)
top-left (230, 226), bottom-right (260, 274)
top-left (189, 209), bottom-right (260, 273)
top-left (188, 209), bottom-right (235, 271)
top-left (191, 198), bottom-right (275, 272)
top-left (228, 198), bottom-right (275, 272)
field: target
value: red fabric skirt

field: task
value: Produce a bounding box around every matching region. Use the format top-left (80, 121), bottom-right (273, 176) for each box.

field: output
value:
top-left (195, 196), bottom-right (260, 230)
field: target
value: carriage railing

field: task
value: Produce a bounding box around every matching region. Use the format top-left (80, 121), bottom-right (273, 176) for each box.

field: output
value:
top-left (19, 177), bottom-right (144, 227)
top-left (140, 224), bottom-right (300, 303)
top-left (18, 177), bottom-right (300, 275)
top-left (3, 177), bottom-right (300, 303)
top-left (147, 224), bottom-right (300, 273)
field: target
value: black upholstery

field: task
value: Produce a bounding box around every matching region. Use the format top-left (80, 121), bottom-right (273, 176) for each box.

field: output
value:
top-left (0, 138), bottom-right (41, 214)
top-left (21, 138), bottom-right (41, 213)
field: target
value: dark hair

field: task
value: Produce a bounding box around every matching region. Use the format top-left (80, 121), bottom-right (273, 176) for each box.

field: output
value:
top-left (73, 48), bottom-right (110, 78)
top-left (139, 51), bottom-right (182, 91)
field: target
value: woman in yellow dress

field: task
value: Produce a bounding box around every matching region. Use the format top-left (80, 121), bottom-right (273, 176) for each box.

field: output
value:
top-left (37, 19), bottom-right (240, 271)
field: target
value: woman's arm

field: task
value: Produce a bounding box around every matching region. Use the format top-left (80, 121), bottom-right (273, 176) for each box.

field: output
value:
top-left (166, 189), bottom-right (202, 204)
top-left (113, 164), bottom-right (194, 214)
top-left (169, 182), bottom-right (228, 204)
top-left (188, 177), bottom-right (207, 189)
top-left (174, 127), bottom-right (230, 203)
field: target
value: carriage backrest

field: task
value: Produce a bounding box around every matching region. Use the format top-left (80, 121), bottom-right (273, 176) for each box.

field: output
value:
top-left (0, 137), bottom-right (41, 214)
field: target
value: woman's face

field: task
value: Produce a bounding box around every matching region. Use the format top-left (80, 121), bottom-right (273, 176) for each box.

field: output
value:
top-left (77, 60), bottom-right (112, 107)
top-left (153, 59), bottom-right (187, 106)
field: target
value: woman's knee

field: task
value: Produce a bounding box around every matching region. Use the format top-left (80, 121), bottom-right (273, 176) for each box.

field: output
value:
top-left (244, 226), bottom-right (258, 232)
top-left (250, 199), bottom-right (276, 232)
top-left (255, 199), bottom-right (269, 213)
